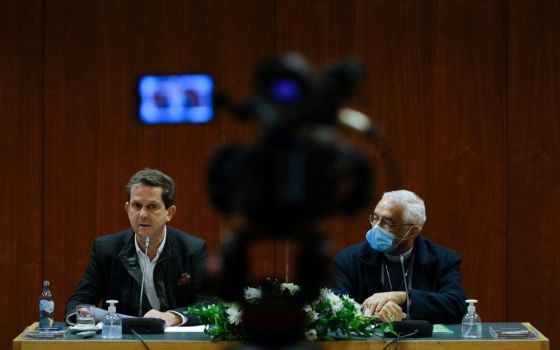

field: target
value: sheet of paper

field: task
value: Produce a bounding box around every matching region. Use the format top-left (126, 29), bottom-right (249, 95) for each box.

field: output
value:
top-left (433, 324), bottom-right (454, 333)
top-left (165, 325), bottom-right (206, 333)
top-left (92, 307), bottom-right (134, 321)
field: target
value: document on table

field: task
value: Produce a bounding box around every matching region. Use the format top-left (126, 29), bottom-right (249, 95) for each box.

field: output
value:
top-left (165, 325), bottom-right (206, 333)
top-left (432, 324), bottom-right (454, 333)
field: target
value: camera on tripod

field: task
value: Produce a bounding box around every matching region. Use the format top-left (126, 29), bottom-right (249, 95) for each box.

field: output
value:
top-left (207, 54), bottom-right (375, 347)
top-left (209, 54), bottom-right (373, 231)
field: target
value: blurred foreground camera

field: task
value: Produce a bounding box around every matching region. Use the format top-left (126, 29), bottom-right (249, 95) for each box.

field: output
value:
top-left (209, 54), bottom-right (372, 230)
top-left (249, 54), bottom-right (362, 127)
top-left (208, 129), bottom-right (372, 231)
top-left (208, 54), bottom-right (375, 348)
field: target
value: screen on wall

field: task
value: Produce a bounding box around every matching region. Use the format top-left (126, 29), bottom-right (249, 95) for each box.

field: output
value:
top-left (138, 74), bottom-right (213, 124)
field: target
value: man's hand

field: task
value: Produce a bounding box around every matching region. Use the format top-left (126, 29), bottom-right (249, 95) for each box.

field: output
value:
top-left (363, 291), bottom-right (407, 313)
top-left (373, 300), bottom-right (406, 322)
top-left (362, 292), bottom-right (407, 322)
top-left (143, 309), bottom-right (181, 326)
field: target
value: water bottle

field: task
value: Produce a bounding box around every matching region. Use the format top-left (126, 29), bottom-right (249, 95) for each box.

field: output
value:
top-left (39, 280), bottom-right (54, 328)
top-left (462, 299), bottom-right (482, 338)
top-left (102, 300), bottom-right (122, 338)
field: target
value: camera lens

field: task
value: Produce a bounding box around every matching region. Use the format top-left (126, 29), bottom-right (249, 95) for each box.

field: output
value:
top-left (268, 78), bottom-right (302, 103)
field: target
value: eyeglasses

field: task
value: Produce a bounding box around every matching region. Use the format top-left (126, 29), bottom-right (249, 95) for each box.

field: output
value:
top-left (369, 214), bottom-right (416, 228)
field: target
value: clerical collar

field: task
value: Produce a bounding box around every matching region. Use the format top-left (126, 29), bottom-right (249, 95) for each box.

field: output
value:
top-left (384, 246), bottom-right (414, 262)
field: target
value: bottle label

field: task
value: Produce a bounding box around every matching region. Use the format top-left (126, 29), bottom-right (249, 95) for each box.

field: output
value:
top-left (39, 317), bottom-right (53, 328)
top-left (40, 300), bottom-right (54, 313)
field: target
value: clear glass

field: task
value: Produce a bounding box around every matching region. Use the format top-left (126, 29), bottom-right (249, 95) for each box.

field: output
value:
top-left (75, 304), bottom-right (95, 327)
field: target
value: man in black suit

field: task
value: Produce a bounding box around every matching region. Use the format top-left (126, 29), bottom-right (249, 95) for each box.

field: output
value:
top-left (332, 190), bottom-right (467, 324)
top-left (66, 168), bottom-right (207, 326)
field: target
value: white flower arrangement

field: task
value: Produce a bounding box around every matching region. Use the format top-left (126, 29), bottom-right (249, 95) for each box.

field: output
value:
top-left (187, 278), bottom-right (392, 341)
top-left (244, 287), bottom-right (263, 304)
top-left (225, 303), bottom-right (242, 325)
top-left (280, 282), bottom-right (300, 295)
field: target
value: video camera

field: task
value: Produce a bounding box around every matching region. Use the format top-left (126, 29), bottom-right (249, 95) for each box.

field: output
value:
top-left (207, 54), bottom-right (375, 347)
top-left (209, 54), bottom-right (373, 230)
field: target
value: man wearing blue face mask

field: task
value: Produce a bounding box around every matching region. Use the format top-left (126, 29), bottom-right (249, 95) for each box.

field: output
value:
top-left (331, 190), bottom-right (467, 324)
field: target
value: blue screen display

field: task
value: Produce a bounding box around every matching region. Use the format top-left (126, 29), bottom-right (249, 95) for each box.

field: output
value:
top-left (138, 74), bottom-right (213, 124)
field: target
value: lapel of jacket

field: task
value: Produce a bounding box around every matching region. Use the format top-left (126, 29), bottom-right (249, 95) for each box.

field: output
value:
top-left (117, 230), bottom-right (143, 286)
top-left (153, 227), bottom-right (173, 310)
top-left (411, 236), bottom-right (436, 289)
top-left (356, 242), bottom-right (384, 297)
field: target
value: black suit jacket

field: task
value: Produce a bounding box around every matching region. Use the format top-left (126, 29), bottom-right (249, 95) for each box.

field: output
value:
top-left (332, 236), bottom-right (467, 324)
top-left (66, 226), bottom-right (207, 324)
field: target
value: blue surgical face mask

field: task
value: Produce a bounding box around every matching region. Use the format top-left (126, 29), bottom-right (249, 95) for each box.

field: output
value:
top-left (366, 225), bottom-right (396, 253)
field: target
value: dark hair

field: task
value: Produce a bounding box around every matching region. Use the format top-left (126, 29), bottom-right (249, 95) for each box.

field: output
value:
top-left (125, 168), bottom-right (176, 208)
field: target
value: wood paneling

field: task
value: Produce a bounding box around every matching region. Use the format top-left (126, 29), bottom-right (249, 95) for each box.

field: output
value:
top-left (42, 0), bottom-right (276, 322)
top-left (424, 0), bottom-right (508, 321)
top-left (0, 1), bottom-right (43, 349)
top-left (3, 2), bottom-right (560, 350)
top-left (509, 0), bottom-right (560, 347)
top-left (275, 1), bottom-right (508, 322)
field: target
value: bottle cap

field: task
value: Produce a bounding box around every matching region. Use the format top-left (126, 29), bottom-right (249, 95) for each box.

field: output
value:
top-left (43, 280), bottom-right (50, 287)
top-left (465, 299), bottom-right (478, 314)
top-left (106, 300), bottom-right (119, 313)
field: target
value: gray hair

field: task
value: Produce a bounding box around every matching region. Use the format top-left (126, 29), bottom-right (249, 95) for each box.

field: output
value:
top-left (125, 168), bottom-right (176, 208)
top-left (382, 190), bottom-right (426, 229)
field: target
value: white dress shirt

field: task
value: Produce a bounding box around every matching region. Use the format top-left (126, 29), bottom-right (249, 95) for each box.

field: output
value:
top-left (135, 226), bottom-right (186, 325)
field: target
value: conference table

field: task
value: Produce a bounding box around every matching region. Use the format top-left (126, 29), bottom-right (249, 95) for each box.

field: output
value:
top-left (13, 322), bottom-right (549, 350)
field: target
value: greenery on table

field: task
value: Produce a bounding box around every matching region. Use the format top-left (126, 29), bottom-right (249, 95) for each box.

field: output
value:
top-left (187, 278), bottom-right (393, 341)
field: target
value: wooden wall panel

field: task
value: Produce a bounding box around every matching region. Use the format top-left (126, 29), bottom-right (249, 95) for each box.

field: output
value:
top-left (275, 1), bottom-right (508, 322)
top-left (425, 0), bottom-right (508, 321)
top-left (42, 0), bottom-right (276, 321)
top-left (509, 0), bottom-right (560, 347)
top-left (3, 1), bottom-right (560, 348)
top-left (0, 1), bottom-right (43, 349)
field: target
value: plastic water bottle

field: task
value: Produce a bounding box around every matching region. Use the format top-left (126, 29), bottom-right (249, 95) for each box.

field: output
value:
top-left (102, 300), bottom-right (122, 338)
top-left (39, 280), bottom-right (54, 328)
top-left (462, 299), bottom-right (482, 338)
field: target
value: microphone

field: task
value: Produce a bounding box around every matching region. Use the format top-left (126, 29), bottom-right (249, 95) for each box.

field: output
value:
top-left (138, 237), bottom-right (150, 317)
top-left (387, 320), bottom-right (433, 338)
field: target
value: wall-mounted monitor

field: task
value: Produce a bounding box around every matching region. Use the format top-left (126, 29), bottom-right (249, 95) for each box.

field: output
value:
top-left (138, 74), bottom-right (213, 124)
